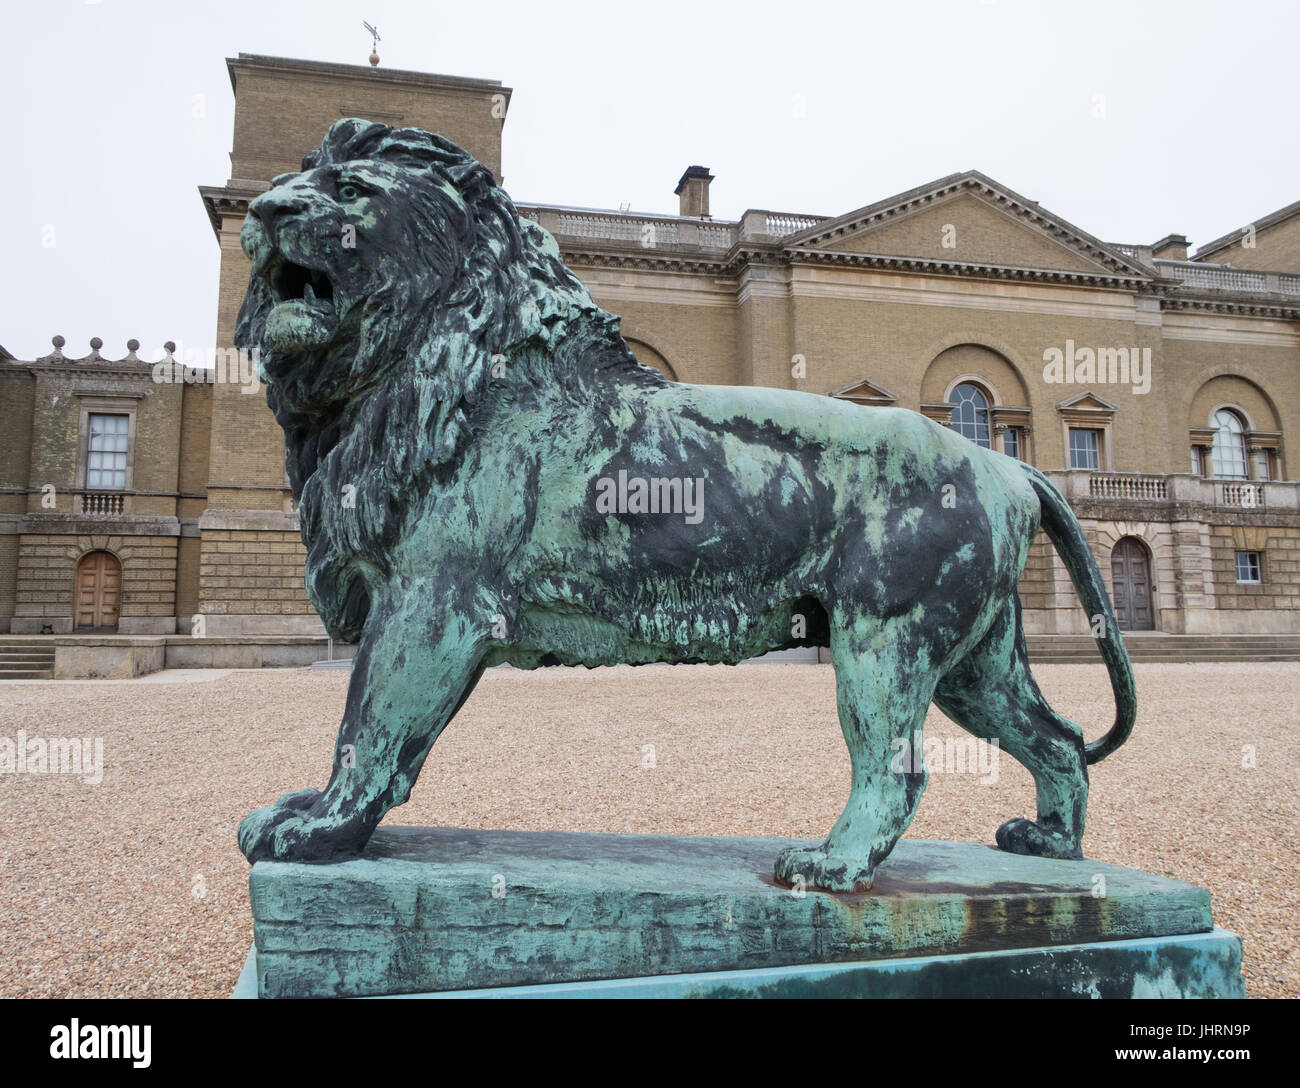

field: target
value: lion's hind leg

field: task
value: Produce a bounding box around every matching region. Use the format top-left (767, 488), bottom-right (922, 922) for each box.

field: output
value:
top-left (934, 597), bottom-right (1088, 860)
top-left (774, 615), bottom-right (940, 893)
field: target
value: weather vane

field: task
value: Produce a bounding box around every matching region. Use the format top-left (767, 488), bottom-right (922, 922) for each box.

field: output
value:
top-left (363, 21), bottom-right (381, 67)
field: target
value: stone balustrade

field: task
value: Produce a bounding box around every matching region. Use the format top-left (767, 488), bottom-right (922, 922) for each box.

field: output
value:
top-left (516, 204), bottom-right (832, 249)
top-left (74, 491), bottom-right (127, 516)
top-left (1153, 260), bottom-right (1300, 297)
top-left (1046, 470), bottom-right (1298, 512)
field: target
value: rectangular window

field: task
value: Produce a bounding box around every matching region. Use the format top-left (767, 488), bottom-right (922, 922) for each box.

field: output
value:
top-left (87, 413), bottom-right (128, 490)
top-left (1234, 551), bottom-right (1262, 584)
top-left (1003, 428), bottom-right (1021, 460)
top-left (1068, 428), bottom-right (1101, 470)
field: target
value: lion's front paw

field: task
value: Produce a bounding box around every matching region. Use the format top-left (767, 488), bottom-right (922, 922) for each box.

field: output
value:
top-left (995, 817), bottom-right (1082, 860)
top-left (774, 843), bottom-right (875, 893)
top-left (237, 788), bottom-right (341, 862)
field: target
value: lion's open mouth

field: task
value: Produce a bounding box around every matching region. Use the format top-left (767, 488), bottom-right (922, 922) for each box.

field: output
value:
top-left (259, 255), bottom-right (340, 353)
top-left (271, 258), bottom-right (335, 307)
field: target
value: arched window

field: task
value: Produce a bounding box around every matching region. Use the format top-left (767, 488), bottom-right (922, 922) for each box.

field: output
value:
top-left (1210, 409), bottom-right (1248, 479)
top-left (948, 383), bottom-right (991, 448)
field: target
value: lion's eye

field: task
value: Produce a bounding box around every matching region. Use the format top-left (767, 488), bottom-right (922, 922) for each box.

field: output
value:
top-left (338, 184), bottom-right (360, 202)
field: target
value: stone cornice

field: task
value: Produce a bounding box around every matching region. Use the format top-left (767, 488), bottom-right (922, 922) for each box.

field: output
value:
top-left (1160, 294), bottom-right (1300, 319)
top-left (228, 53), bottom-right (509, 98)
top-left (555, 239), bottom-right (1300, 316)
top-left (198, 184), bottom-right (263, 240)
top-left (1066, 496), bottom-right (1300, 529)
top-left (5, 362), bottom-right (158, 381)
top-left (2, 514), bottom-right (181, 536)
top-left (783, 248), bottom-right (1157, 291)
top-left (557, 248), bottom-right (734, 275)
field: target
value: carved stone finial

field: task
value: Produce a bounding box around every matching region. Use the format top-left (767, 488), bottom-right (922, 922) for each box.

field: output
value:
top-left (164, 340), bottom-right (176, 356)
top-left (52, 334), bottom-right (65, 351)
top-left (127, 338), bottom-right (140, 352)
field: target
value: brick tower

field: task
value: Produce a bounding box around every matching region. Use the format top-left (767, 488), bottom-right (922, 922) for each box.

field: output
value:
top-left (196, 54), bottom-right (510, 634)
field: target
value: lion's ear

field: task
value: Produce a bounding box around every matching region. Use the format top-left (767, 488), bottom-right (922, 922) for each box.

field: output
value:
top-left (446, 161), bottom-right (495, 197)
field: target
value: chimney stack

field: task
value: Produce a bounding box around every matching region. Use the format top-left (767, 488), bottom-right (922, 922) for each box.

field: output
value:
top-left (1151, 233), bottom-right (1190, 261)
top-left (675, 165), bottom-right (714, 218)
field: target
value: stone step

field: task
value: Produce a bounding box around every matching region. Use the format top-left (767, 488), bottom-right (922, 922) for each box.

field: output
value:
top-left (1027, 634), bottom-right (1300, 664)
top-left (1024, 649), bottom-right (1300, 657)
top-left (1039, 635), bottom-right (1300, 644)
top-left (0, 668), bottom-right (54, 679)
top-left (1030, 653), bottom-right (1300, 663)
top-left (1034, 642), bottom-right (1300, 651)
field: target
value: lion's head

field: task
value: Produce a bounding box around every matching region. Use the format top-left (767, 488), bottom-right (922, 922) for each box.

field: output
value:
top-left (235, 118), bottom-right (622, 496)
top-left (234, 119), bottom-right (646, 640)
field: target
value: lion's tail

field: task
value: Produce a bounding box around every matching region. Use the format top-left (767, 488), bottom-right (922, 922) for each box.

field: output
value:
top-left (1020, 463), bottom-right (1136, 765)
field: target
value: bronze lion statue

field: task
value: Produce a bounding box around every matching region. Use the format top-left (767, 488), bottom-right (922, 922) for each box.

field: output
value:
top-left (234, 119), bottom-right (1136, 891)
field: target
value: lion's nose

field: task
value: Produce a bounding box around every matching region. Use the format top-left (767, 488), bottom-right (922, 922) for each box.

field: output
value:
top-left (249, 188), bottom-right (310, 233)
top-left (240, 214), bottom-right (273, 271)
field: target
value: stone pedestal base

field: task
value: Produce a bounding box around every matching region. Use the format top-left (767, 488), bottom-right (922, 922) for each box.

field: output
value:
top-left (236, 827), bottom-right (1243, 999)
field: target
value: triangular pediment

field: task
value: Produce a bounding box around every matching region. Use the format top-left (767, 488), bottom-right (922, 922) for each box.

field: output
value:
top-left (1195, 197), bottom-right (1300, 270)
top-left (829, 378), bottom-right (898, 405)
top-left (787, 172), bottom-right (1152, 279)
top-left (1056, 391), bottom-right (1121, 412)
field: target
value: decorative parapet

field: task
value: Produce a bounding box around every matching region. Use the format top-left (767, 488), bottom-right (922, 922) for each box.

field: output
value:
top-left (1045, 470), bottom-right (1298, 514)
top-left (2, 335), bottom-right (162, 379)
top-left (760, 212), bottom-right (828, 237)
top-left (517, 204), bottom-right (739, 251)
top-left (515, 204), bottom-right (831, 251)
top-left (1108, 242), bottom-right (1158, 266)
top-left (1154, 259), bottom-right (1300, 299)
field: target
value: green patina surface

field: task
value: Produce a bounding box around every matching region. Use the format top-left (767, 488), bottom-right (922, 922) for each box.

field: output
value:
top-left (230, 120), bottom-right (1142, 892)
top-left (234, 930), bottom-right (1246, 999)
top-left (232, 119), bottom-right (1139, 895)
top-left (246, 827), bottom-right (1223, 998)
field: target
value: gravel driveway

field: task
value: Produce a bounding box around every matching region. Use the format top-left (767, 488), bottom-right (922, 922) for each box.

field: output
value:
top-left (0, 661), bottom-right (1295, 997)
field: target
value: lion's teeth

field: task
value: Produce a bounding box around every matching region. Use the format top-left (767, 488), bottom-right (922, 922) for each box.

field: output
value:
top-left (304, 282), bottom-right (316, 303)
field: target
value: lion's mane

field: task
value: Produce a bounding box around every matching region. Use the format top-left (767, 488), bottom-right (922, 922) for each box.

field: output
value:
top-left (254, 120), bottom-right (655, 640)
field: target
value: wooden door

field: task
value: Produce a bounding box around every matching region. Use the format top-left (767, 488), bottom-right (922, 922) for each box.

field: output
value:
top-left (1110, 538), bottom-right (1153, 631)
top-left (74, 551), bottom-right (122, 632)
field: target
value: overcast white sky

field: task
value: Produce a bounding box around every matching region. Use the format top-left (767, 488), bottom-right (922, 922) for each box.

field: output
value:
top-left (3, 0), bottom-right (1297, 362)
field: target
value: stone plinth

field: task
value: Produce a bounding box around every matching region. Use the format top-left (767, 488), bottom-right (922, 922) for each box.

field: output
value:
top-left (239, 827), bottom-right (1242, 999)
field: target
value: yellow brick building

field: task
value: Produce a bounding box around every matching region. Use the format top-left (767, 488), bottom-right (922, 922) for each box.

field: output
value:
top-left (2, 52), bottom-right (1297, 657)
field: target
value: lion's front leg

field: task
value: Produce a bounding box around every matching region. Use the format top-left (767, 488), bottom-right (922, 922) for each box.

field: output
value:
top-left (238, 587), bottom-right (488, 863)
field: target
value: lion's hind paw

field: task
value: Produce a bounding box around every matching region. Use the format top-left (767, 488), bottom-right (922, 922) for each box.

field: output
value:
top-left (774, 843), bottom-right (875, 893)
top-left (995, 817), bottom-right (1083, 860)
